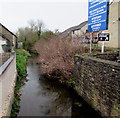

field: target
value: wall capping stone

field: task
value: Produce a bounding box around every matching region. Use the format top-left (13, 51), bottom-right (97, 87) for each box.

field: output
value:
top-left (0, 55), bottom-right (15, 76)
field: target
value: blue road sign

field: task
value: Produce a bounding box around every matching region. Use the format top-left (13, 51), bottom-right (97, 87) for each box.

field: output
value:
top-left (88, 0), bottom-right (109, 32)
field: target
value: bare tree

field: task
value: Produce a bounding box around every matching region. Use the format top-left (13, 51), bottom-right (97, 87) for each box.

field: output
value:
top-left (36, 19), bottom-right (44, 40)
top-left (54, 29), bottom-right (59, 34)
top-left (28, 20), bottom-right (36, 31)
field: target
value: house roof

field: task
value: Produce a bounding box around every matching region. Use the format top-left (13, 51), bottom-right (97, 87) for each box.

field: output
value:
top-left (0, 23), bottom-right (17, 38)
top-left (71, 21), bottom-right (88, 31)
top-left (61, 21), bottom-right (88, 37)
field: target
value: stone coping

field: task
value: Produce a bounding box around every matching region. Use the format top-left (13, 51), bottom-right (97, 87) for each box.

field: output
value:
top-left (0, 55), bottom-right (15, 76)
top-left (75, 52), bottom-right (120, 67)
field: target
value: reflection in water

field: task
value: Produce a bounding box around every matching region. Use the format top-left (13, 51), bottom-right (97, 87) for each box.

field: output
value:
top-left (18, 58), bottom-right (102, 118)
top-left (39, 79), bottom-right (72, 116)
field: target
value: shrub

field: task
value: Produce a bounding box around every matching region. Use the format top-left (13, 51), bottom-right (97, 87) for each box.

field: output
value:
top-left (35, 35), bottom-right (87, 79)
top-left (16, 49), bottom-right (31, 79)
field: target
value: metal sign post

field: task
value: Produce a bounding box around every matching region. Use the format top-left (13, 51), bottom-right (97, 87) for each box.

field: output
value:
top-left (102, 31), bottom-right (104, 53)
top-left (90, 32), bottom-right (92, 53)
top-left (101, 41), bottom-right (105, 53)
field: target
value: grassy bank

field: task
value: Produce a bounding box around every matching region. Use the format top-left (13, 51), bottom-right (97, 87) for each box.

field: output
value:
top-left (10, 49), bottom-right (31, 117)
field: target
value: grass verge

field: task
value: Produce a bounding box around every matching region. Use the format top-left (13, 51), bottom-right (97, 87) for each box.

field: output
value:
top-left (10, 49), bottom-right (31, 117)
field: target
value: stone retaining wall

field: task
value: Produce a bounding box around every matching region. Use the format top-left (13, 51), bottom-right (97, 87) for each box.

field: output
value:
top-left (74, 54), bottom-right (120, 117)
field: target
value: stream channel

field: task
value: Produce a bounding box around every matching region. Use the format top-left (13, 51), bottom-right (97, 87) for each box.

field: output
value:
top-left (18, 58), bottom-right (103, 118)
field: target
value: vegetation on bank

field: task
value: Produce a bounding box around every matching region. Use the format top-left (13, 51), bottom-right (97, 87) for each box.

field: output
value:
top-left (16, 19), bottom-right (57, 52)
top-left (35, 35), bottom-right (88, 80)
top-left (34, 33), bottom-right (117, 86)
top-left (10, 49), bottom-right (30, 117)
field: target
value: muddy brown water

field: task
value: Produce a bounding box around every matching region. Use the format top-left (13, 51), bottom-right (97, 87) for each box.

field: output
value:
top-left (18, 58), bottom-right (103, 118)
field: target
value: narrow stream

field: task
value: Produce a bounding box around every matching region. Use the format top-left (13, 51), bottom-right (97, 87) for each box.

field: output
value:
top-left (18, 58), bottom-right (102, 118)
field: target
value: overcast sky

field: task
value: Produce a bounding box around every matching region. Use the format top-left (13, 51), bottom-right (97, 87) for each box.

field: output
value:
top-left (0, 0), bottom-right (113, 33)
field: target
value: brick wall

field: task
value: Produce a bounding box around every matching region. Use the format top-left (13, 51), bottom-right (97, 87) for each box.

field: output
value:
top-left (74, 54), bottom-right (120, 117)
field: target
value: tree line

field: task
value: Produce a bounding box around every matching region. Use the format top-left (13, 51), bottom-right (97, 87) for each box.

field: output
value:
top-left (16, 19), bottom-right (58, 52)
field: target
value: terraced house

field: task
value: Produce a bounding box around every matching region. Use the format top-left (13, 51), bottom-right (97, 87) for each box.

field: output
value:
top-left (0, 23), bottom-right (17, 117)
top-left (0, 23), bottom-right (17, 53)
top-left (71, 0), bottom-right (120, 49)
